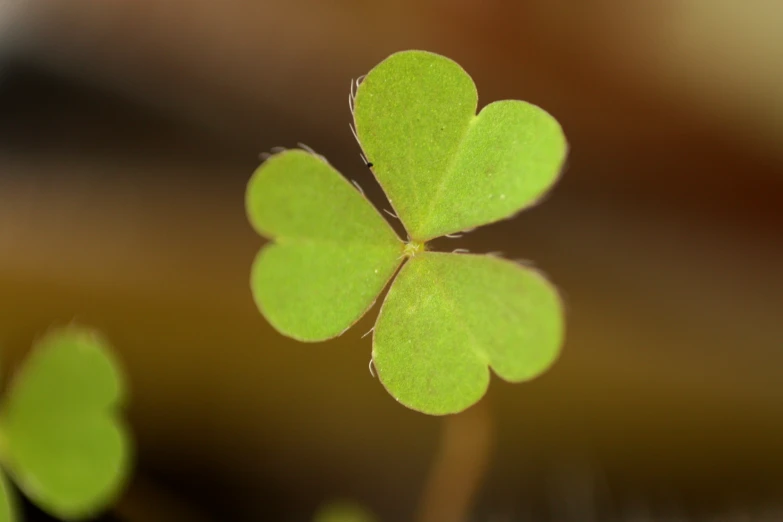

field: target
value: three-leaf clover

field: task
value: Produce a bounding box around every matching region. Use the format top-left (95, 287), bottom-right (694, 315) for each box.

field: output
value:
top-left (246, 50), bottom-right (567, 415)
top-left (0, 326), bottom-right (131, 521)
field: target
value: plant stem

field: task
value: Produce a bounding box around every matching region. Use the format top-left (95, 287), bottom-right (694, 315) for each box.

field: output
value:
top-left (415, 401), bottom-right (494, 522)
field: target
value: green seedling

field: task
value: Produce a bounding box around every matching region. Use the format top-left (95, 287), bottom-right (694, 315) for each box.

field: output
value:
top-left (246, 50), bottom-right (568, 415)
top-left (0, 326), bottom-right (131, 521)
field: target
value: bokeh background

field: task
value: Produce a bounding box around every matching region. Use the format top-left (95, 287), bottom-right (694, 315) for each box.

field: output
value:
top-left (1, 1), bottom-right (783, 520)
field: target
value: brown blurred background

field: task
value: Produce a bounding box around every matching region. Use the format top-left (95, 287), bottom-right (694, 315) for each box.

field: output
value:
top-left (1, 1), bottom-right (783, 520)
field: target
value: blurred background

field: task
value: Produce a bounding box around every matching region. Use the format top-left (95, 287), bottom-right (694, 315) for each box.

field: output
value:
top-left (1, 0), bottom-right (783, 520)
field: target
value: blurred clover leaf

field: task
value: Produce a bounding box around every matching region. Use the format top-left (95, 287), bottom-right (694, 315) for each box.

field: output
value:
top-left (312, 500), bottom-right (378, 522)
top-left (0, 472), bottom-right (16, 522)
top-left (0, 326), bottom-right (131, 521)
top-left (246, 50), bottom-right (567, 415)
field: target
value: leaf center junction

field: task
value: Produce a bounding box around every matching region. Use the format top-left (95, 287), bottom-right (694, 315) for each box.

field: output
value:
top-left (403, 240), bottom-right (426, 258)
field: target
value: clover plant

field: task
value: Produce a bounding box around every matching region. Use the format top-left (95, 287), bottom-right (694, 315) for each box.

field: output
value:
top-left (0, 326), bottom-right (131, 521)
top-left (246, 50), bottom-right (567, 415)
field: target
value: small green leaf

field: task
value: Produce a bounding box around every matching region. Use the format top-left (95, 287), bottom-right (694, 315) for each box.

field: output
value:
top-left (0, 471), bottom-right (18, 522)
top-left (0, 326), bottom-right (131, 520)
top-left (353, 50), bottom-right (567, 241)
top-left (313, 500), bottom-right (378, 522)
top-left (373, 252), bottom-right (563, 415)
top-left (247, 149), bottom-right (404, 341)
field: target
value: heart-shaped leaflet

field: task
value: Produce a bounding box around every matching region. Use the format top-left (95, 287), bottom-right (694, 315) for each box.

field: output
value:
top-left (353, 50), bottom-right (567, 242)
top-left (0, 326), bottom-right (131, 520)
top-left (247, 49), bottom-right (567, 415)
top-left (372, 252), bottom-right (563, 414)
top-left (247, 150), bottom-right (405, 341)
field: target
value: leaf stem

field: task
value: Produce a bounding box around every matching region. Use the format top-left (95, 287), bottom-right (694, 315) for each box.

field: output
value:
top-left (414, 401), bottom-right (494, 522)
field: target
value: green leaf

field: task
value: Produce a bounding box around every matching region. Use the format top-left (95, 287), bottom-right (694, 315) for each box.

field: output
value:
top-left (247, 149), bottom-right (404, 341)
top-left (312, 500), bottom-right (378, 522)
top-left (247, 50), bottom-right (568, 416)
top-left (0, 471), bottom-right (18, 522)
top-left (372, 252), bottom-right (563, 415)
top-left (0, 326), bottom-right (131, 520)
top-left (353, 50), bottom-right (567, 241)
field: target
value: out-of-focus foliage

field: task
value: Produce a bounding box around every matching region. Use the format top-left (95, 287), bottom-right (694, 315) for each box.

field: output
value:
top-left (0, 326), bottom-right (131, 521)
